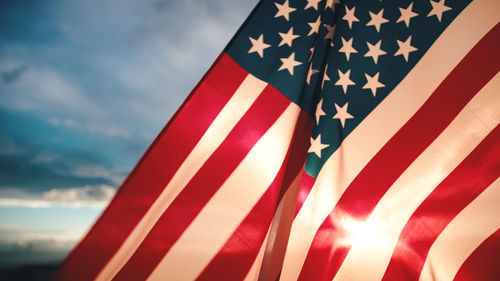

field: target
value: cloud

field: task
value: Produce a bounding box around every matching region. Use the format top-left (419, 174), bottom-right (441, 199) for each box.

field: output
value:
top-left (0, 225), bottom-right (81, 266)
top-left (0, 137), bottom-right (27, 155)
top-left (0, 185), bottom-right (115, 209)
top-left (29, 152), bottom-right (61, 164)
top-left (0, 0), bottom-right (258, 143)
top-left (43, 185), bottom-right (114, 202)
top-left (0, 56), bottom-right (133, 140)
top-left (48, 117), bottom-right (131, 138)
top-left (0, 62), bottom-right (101, 116)
top-left (0, 134), bottom-right (128, 192)
top-left (96, 0), bottom-right (258, 130)
top-left (1, 64), bottom-right (28, 84)
top-left (66, 165), bottom-right (125, 185)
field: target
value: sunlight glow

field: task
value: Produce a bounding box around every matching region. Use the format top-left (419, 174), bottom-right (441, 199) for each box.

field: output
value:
top-left (336, 215), bottom-right (392, 251)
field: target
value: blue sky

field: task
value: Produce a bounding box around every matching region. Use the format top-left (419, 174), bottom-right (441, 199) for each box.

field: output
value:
top-left (0, 0), bottom-right (257, 267)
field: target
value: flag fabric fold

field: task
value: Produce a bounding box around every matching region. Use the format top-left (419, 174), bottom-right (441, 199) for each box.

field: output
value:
top-left (55, 0), bottom-right (500, 280)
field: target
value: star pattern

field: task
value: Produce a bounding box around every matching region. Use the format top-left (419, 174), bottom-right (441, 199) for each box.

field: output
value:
top-left (343, 5), bottom-right (359, 29)
top-left (333, 102), bottom-right (354, 128)
top-left (315, 99), bottom-right (326, 124)
top-left (338, 37), bottom-right (357, 61)
top-left (428, 0), bottom-right (452, 22)
top-left (309, 46), bottom-right (315, 62)
top-left (335, 69), bottom-right (355, 94)
top-left (306, 64), bottom-right (319, 85)
top-left (364, 40), bottom-right (386, 64)
top-left (308, 134), bottom-right (329, 158)
top-left (366, 9), bottom-right (389, 32)
top-left (228, 0), bottom-right (467, 177)
top-left (322, 65), bottom-right (331, 89)
top-left (275, 0), bottom-right (296, 21)
top-left (278, 52), bottom-right (302, 75)
top-left (305, 0), bottom-right (322, 11)
top-left (324, 24), bottom-right (335, 40)
top-left (308, 16), bottom-right (321, 36)
top-left (279, 27), bottom-right (300, 47)
top-left (395, 35), bottom-right (418, 61)
top-left (397, 3), bottom-right (419, 28)
top-left (248, 35), bottom-right (270, 58)
top-left (325, 0), bottom-right (340, 11)
top-left (363, 72), bottom-right (385, 96)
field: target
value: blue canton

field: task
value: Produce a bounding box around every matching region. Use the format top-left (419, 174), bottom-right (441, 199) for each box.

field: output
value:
top-left (226, 0), bottom-right (471, 177)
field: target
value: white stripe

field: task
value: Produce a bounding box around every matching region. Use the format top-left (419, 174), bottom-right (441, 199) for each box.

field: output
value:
top-left (332, 73), bottom-right (500, 281)
top-left (244, 229), bottom-right (271, 281)
top-left (243, 168), bottom-right (303, 281)
top-left (419, 178), bottom-right (500, 281)
top-left (279, 1), bottom-right (500, 279)
top-left (257, 169), bottom-right (304, 281)
top-left (95, 74), bottom-right (267, 281)
top-left (147, 103), bottom-right (301, 281)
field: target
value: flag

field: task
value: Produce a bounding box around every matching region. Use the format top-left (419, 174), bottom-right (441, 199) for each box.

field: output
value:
top-left (55, 0), bottom-right (500, 280)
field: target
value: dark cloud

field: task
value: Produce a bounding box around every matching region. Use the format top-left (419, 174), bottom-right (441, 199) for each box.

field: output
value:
top-left (0, 232), bottom-right (73, 268)
top-left (0, 132), bottom-right (126, 193)
top-left (0, 148), bottom-right (124, 193)
top-left (0, 185), bottom-right (115, 208)
top-left (0, 239), bottom-right (70, 267)
top-left (1, 65), bottom-right (28, 84)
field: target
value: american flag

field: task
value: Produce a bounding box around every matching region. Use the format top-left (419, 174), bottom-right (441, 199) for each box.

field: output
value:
top-left (55, 0), bottom-right (500, 280)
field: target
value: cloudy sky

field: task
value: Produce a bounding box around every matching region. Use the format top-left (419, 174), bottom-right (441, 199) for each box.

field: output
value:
top-left (0, 0), bottom-right (257, 267)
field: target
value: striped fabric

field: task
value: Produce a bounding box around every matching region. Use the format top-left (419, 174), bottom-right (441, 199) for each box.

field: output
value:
top-left (55, 0), bottom-right (500, 280)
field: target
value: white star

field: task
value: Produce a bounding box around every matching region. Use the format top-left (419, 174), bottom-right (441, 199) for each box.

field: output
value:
top-left (395, 35), bottom-right (418, 62)
top-left (333, 103), bottom-right (354, 128)
top-left (322, 64), bottom-right (330, 89)
top-left (338, 37), bottom-right (357, 61)
top-left (248, 34), bottom-right (271, 58)
top-left (308, 16), bottom-right (321, 36)
top-left (278, 27), bottom-right (300, 47)
top-left (278, 52), bottom-right (302, 75)
top-left (364, 40), bottom-right (386, 64)
top-left (397, 3), bottom-right (419, 27)
top-left (308, 134), bottom-right (329, 158)
top-left (306, 64), bottom-right (319, 85)
top-left (335, 69), bottom-right (355, 94)
top-left (325, 0), bottom-right (341, 11)
top-left (428, 0), bottom-right (452, 22)
top-left (325, 0), bottom-right (333, 10)
top-left (324, 24), bottom-right (335, 40)
top-left (366, 9), bottom-right (389, 32)
top-left (309, 46), bottom-right (315, 62)
top-left (315, 99), bottom-right (326, 125)
top-left (363, 72), bottom-right (385, 96)
top-left (275, 0), bottom-right (296, 21)
top-left (342, 5), bottom-right (359, 29)
top-left (305, 0), bottom-right (322, 10)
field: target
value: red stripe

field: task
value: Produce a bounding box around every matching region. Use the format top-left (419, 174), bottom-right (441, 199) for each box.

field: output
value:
top-left (297, 23), bottom-right (500, 281)
top-left (196, 110), bottom-right (313, 281)
top-left (294, 172), bottom-right (315, 217)
top-left (453, 228), bottom-right (500, 281)
top-left (112, 84), bottom-right (291, 281)
top-left (54, 53), bottom-right (247, 281)
top-left (382, 124), bottom-right (500, 281)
